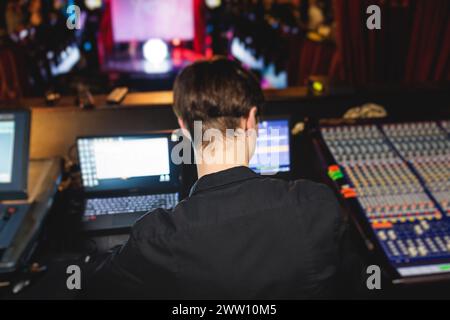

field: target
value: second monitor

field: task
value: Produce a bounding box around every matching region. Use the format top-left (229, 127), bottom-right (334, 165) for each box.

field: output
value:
top-left (250, 118), bottom-right (291, 175)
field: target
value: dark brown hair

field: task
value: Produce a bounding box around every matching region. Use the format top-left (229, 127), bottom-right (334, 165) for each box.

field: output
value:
top-left (173, 57), bottom-right (264, 136)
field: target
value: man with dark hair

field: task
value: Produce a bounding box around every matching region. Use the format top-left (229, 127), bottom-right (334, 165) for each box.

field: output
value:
top-left (86, 58), bottom-right (359, 299)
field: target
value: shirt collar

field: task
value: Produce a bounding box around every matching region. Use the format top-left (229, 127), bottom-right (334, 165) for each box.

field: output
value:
top-left (189, 166), bottom-right (261, 197)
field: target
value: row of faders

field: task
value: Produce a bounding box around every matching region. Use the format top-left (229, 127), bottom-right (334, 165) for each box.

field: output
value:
top-left (442, 120), bottom-right (450, 135)
top-left (383, 122), bottom-right (450, 217)
top-left (321, 125), bottom-right (450, 277)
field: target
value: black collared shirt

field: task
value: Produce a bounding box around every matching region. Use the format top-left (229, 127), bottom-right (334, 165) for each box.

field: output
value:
top-left (85, 166), bottom-right (359, 299)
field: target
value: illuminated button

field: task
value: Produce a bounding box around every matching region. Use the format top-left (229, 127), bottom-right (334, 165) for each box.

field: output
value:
top-left (418, 246), bottom-right (428, 257)
top-left (387, 230), bottom-right (397, 240)
top-left (408, 247), bottom-right (418, 257)
top-left (373, 221), bottom-right (392, 229)
top-left (414, 225), bottom-right (423, 235)
top-left (420, 220), bottom-right (430, 230)
top-left (435, 237), bottom-right (447, 251)
top-left (378, 231), bottom-right (387, 241)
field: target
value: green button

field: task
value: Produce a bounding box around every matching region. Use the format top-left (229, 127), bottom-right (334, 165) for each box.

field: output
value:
top-left (439, 264), bottom-right (450, 271)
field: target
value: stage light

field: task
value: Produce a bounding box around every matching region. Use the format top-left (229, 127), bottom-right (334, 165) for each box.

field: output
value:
top-left (205, 0), bottom-right (221, 9)
top-left (85, 0), bottom-right (102, 10)
top-left (83, 42), bottom-right (92, 51)
top-left (308, 76), bottom-right (329, 96)
top-left (172, 38), bottom-right (181, 46)
top-left (312, 81), bottom-right (324, 93)
top-left (143, 39), bottom-right (169, 64)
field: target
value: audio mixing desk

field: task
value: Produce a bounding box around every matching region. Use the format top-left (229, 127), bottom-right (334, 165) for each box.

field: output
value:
top-left (313, 120), bottom-right (450, 284)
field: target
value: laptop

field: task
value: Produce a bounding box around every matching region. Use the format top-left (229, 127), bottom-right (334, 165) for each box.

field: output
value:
top-left (77, 132), bottom-right (180, 232)
top-left (0, 109), bottom-right (30, 201)
top-left (0, 109), bottom-right (31, 254)
top-left (250, 117), bottom-right (291, 176)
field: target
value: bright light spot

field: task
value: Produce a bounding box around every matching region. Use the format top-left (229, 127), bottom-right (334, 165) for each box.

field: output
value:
top-left (83, 42), bottom-right (92, 51)
top-left (231, 38), bottom-right (264, 70)
top-left (143, 38), bottom-right (169, 65)
top-left (19, 29), bottom-right (28, 39)
top-left (172, 38), bottom-right (181, 46)
top-left (312, 81), bottom-right (324, 92)
top-left (205, 0), bottom-right (221, 9)
top-left (143, 60), bottom-right (172, 74)
top-left (85, 0), bottom-right (102, 10)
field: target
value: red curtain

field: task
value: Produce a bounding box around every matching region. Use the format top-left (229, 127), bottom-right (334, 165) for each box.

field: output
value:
top-left (404, 0), bottom-right (450, 82)
top-left (332, 0), bottom-right (449, 85)
top-left (287, 38), bottom-right (337, 86)
top-left (97, 0), bottom-right (114, 66)
top-left (193, 0), bottom-right (206, 54)
top-left (0, 45), bottom-right (28, 101)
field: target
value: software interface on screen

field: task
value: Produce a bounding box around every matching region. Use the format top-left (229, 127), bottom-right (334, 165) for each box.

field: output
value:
top-left (250, 119), bottom-right (291, 174)
top-left (78, 137), bottom-right (171, 188)
top-left (0, 118), bottom-right (15, 184)
top-left (111, 0), bottom-right (194, 42)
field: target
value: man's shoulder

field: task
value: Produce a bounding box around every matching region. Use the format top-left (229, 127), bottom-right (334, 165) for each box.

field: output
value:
top-left (131, 207), bottom-right (175, 240)
top-left (259, 176), bottom-right (337, 202)
top-left (131, 178), bottom-right (339, 238)
top-left (257, 177), bottom-right (341, 221)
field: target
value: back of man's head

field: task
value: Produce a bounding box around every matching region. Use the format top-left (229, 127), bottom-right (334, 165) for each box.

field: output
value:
top-left (173, 57), bottom-right (264, 137)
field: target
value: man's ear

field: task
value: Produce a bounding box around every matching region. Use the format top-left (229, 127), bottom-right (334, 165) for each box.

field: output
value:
top-left (178, 117), bottom-right (187, 130)
top-left (245, 107), bottom-right (258, 130)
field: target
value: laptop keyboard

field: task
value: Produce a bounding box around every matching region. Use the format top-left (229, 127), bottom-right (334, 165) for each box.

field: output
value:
top-left (84, 193), bottom-right (179, 217)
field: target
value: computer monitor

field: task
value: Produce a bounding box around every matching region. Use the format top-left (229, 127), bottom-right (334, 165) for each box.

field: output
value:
top-left (0, 109), bottom-right (30, 200)
top-left (77, 134), bottom-right (179, 193)
top-left (250, 118), bottom-right (291, 175)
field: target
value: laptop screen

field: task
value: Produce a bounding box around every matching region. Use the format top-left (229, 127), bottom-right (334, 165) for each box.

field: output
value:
top-left (0, 110), bottom-right (30, 200)
top-left (0, 119), bottom-right (15, 184)
top-left (77, 134), bottom-right (178, 193)
top-left (250, 118), bottom-right (291, 175)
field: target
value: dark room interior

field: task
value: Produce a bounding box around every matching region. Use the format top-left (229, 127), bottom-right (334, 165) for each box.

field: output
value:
top-left (0, 0), bottom-right (449, 304)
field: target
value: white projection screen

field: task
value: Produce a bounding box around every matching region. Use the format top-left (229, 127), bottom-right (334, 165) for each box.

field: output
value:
top-left (111, 0), bottom-right (195, 42)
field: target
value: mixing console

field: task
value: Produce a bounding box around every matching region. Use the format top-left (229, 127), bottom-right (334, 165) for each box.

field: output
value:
top-left (320, 123), bottom-right (450, 279)
top-left (382, 122), bottom-right (450, 217)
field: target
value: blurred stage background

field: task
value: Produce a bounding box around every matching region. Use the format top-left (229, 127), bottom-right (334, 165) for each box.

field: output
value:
top-left (0, 0), bottom-right (448, 101)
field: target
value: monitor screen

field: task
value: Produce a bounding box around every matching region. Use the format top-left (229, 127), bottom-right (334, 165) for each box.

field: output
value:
top-left (111, 0), bottom-right (195, 42)
top-left (78, 135), bottom-right (176, 192)
top-left (0, 120), bottom-right (15, 183)
top-left (250, 118), bottom-right (291, 175)
top-left (0, 110), bottom-right (30, 200)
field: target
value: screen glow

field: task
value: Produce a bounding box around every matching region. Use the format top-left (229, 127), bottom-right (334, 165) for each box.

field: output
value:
top-left (0, 121), bottom-right (15, 183)
top-left (111, 0), bottom-right (194, 42)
